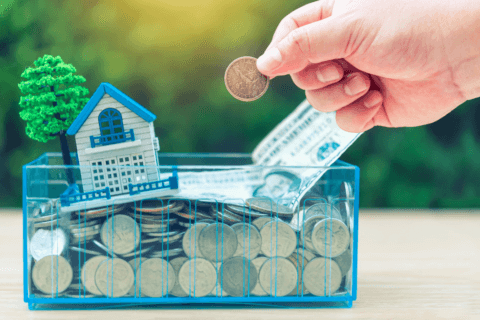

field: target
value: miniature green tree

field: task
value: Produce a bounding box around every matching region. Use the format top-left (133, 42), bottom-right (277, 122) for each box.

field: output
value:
top-left (18, 55), bottom-right (89, 185)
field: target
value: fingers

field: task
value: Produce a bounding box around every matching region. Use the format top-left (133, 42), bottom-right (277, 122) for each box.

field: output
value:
top-left (335, 91), bottom-right (384, 132)
top-left (257, 15), bottom-right (354, 76)
top-left (290, 61), bottom-right (344, 90)
top-left (306, 72), bottom-right (374, 113)
top-left (265, 1), bottom-right (334, 52)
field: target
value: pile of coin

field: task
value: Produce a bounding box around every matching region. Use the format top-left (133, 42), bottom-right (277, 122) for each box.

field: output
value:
top-left (28, 196), bottom-right (352, 299)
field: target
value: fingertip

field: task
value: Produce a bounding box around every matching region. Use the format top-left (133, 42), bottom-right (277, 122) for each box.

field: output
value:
top-left (257, 48), bottom-right (283, 75)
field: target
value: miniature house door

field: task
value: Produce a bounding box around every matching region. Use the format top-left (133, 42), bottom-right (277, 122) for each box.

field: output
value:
top-left (89, 153), bottom-right (147, 196)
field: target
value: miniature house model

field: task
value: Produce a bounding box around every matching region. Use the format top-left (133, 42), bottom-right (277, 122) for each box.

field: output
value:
top-left (60, 83), bottom-right (178, 211)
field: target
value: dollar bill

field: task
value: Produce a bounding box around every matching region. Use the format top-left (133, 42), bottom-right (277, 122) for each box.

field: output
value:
top-left (173, 100), bottom-right (360, 210)
top-left (252, 100), bottom-right (361, 209)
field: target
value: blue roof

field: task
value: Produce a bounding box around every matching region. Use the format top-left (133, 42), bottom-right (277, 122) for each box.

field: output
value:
top-left (67, 83), bottom-right (156, 135)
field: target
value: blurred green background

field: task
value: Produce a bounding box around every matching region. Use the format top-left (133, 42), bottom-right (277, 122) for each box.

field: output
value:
top-left (1, 0), bottom-right (479, 209)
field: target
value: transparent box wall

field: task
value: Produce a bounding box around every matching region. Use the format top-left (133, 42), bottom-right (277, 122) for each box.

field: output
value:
top-left (23, 153), bottom-right (359, 310)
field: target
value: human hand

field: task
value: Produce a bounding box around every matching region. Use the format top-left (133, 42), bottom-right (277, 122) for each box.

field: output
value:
top-left (257, 0), bottom-right (480, 132)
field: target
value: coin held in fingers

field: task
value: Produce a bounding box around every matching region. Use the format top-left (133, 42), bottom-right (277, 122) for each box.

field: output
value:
top-left (225, 56), bottom-right (269, 102)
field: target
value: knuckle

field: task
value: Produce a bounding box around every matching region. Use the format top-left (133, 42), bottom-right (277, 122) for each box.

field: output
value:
top-left (287, 28), bottom-right (311, 56)
top-left (280, 16), bottom-right (297, 30)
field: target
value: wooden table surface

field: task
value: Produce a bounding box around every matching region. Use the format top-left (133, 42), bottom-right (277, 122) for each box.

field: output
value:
top-left (1, 209), bottom-right (479, 319)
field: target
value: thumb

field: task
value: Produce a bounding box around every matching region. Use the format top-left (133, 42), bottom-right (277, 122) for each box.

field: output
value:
top-left (257, 15), bottom-right (355, 76)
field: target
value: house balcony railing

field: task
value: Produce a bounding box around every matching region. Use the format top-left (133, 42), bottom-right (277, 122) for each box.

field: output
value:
top-left (128, 166), bottom-right (178, 196)
top-left (60, 184), bottom-right (111, 207)
top-left (90, 129), bottom-right (135, 148)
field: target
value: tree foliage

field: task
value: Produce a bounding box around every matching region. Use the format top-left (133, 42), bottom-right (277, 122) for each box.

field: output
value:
top-left (18, 55), bottom-right (89, 143)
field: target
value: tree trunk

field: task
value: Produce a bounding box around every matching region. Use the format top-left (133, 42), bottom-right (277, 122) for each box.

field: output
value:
top-left (59, 130), bottom-right (75, 185)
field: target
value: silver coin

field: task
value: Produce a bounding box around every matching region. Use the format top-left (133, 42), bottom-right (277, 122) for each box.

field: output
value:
top-left (139, 220), bottom-right (171, 227)
top-left (69, 219), bottom-right (102, 229)
top-left (30, 228), bottom-right (67, 261)
top-left (80, 255), bottom-right (108, 295)
top-left (302, 257), bottom-right (342, 296)
top-left (139, 220), bottom-right (170, 228)
top-left (225, 56), bottom-right (269, 102)
top-left (149, 248), bottom-right (184, 259)
top-left (169, 256), bottom-right (188, 297)
top-left (132, 200), bottom-right (182, 214)
top-left (70, 224), bottom-right (102, 235)
top-left (71, 229), bottom-right (101, 237)
top-left (70, 246), bottom-right (102, 256)
top-left (224, 209), bottom-right (247, 221)
top-left (146, 230), bottom-right (179, 238)
top-left (306, 203), bottom-right (342, 221)
top-left (135, 215), bottom-right (175, 224)
top-left (76, 204), bottom-right (126, 217)
top-left (219, 256), bottom-right (257, 297)
top-left (287, 252), bottom-right (313, 296)
top-left (32, 255), bottom-right (73, 295)
top-left (160, 231), bottom-right (185, 243)
top-left (63, 292), bottom-right (96, 298)
top-left (127, 256), bottom-right (148, 297)
top-left (231, 223), bottom-right (262, 260)
top-left (71, 234), bottom-right (98, 243)
top-left (139, 237), bottom-right (161, 245)
top-left (260, 221), bottom-right (297, 258)
top-left (120, 246), bottom-right (153, 258)
top-left (130, 212), bottom-right (178, 224)
top-left (173, 209), bottom-right (211, 221)
top-left (178, 218), bottom-right (215, 228)
top-left (311, 218), bottom-right (350, 257)
top-left (178, 220), bottom-right (193, 228)
top-left (252, 217), bottom-right (277, 231)
top-left (199, 223), bottom-right (238, 262)
top-left (258, 257), bottom-right (297, 297)
top-left (136, 258), bottom-right (175, 297)
top-left (299, 215), bottom-right (325, 252)
top-left (182, 223), bottom-right (209, 259)
top-left (95, 258), bottom-right (134, 297)
top-left (339, 182), bottom-right (353, 199)
top-left (289, 204), bottom-right (326, 232)
top-left (211, 208), bottom-right (242, 224)
top-left (141, 226), bottom-right (169, 234)
top-left (293, 247), bottom-right (317, 260)
top-left (100, 214), bottom-right (140, 255)
top-left (30, 203), bottom-right (54, 220)
top-left (199, 219), bottom-right (216, 224)
top-left (30, 203), bottom-right (62, 223)
top-left (92, 240), bottom-right (118, 258)
top-left (210, 262), bottom-right (229, 297)
top-left (34, 219), bottom-right (63, 229)
top-left (192, 201), bottom-right (213, 208)
top-left (332, 248), bottom-right (352, 277)
top-left (338, 201), bottom-right (352, 230)
top-left (251, 256), bottom-right (268, 296)
top-left (178, 258), bottom-right (217, 297)
top-left (246, 198), bottom-right (294, 216)
top-left (226, 204), bottom-right (267, 218)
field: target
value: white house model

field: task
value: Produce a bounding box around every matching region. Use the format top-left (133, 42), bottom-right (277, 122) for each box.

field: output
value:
top-left (60, 83), bottom-right (178, 212)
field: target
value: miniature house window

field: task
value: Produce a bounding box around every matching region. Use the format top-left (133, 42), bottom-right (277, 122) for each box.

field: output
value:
top-left (99, 108), bottom-right (124, 136)
top-left (90, 108), bottom-right (135, 147)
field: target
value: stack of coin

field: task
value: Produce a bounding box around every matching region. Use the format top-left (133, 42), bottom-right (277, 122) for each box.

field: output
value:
top-left (28, 196), bottom-right (353, 299)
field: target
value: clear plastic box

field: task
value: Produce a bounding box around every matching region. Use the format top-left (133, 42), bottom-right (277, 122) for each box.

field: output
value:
top-left (23, 152), bottom-right (359, 310)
